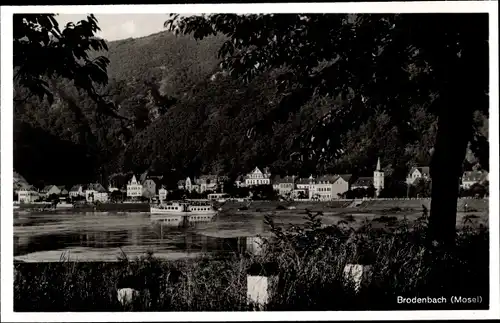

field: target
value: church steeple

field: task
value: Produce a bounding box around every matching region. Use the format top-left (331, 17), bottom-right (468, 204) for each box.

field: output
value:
top-left (376, 157), bottom-right (381, 171)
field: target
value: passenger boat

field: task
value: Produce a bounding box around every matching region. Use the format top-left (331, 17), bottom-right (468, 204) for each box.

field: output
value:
top-left (150, 200), bottom-right (218, 222)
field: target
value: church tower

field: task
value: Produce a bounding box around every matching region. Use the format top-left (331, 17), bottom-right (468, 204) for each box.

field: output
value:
top-left (373, 157), bottom-right (385, 197)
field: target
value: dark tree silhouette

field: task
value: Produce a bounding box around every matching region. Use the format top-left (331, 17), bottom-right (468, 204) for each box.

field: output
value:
top-left (166, 13), bottom-right (489, 247)
top-left (13, 14), bottom-right (128, 120)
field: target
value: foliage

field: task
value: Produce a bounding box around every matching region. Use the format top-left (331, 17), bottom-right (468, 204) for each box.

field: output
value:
top-left (14, 210), bottom-right (489, 311)
top-left (14, 13), bottom-right (488, 227)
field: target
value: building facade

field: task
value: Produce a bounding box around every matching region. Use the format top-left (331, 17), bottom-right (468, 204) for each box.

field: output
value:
top-left (69, 185), bottom-right (85, 197)
top-left (245, 167), bottom-right (271, 186)
top-left (461, 170), bottom-right (488, 189)
top-left (142, 179), bottom-right (157, 198)
top-left (159, 187), bottom-right (168, 201)
top-left (406, 167), bottom-right (430, 185)
top-left (41, 185), bottom-right (61, 197)
top-left (18, 188), bottom-right (40, 203)
top-left (85, 183), bottom-right (109, 203)
top-left (127, 175), bottom-right (143, 198)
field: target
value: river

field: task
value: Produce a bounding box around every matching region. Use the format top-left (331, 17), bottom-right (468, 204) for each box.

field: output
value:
top-left (13, 209), bottom-right (343, 262)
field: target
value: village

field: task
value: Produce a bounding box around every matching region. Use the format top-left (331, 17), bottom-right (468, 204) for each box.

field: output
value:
top-left (14, 158), bottom-right (489, 205)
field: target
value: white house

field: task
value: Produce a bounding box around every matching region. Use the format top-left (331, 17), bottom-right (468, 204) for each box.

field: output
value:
top-left (235, 175), bottom-right (246, 188)
top-left (18, 187), bottom-right (40, 203)
top-left (127, 175), bottom-right (143, 198)
top-left (85, 183), bottom-right (109, 203)
top-left (310, 175), bottom-right (338, 201)
top-left (332, 174), bottom-right (352, 198)
top-left (273, 175), bottom-right (296, 197)
top-left (245, 167), bottom-right (271, 186)
top-left (461, 170), bottom-right (488, 189)
top-left (159, 187), bottom-right (168, 201)
top-left (41, 185), bottom-right (61, 197)
top-left (406, 166), bottom-right (430, 185)
top-left (69, 184), bottom-right (85, 197)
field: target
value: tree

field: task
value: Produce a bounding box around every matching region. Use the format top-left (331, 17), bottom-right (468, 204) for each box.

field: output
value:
top-left (414, 178), bottom-right (432, 198)
top-left (13, 14), bottom-right (126, 120)
top-left (167, 13), bottom-right (488, 247)
top-left (110, 190), bottom-right (124, 203)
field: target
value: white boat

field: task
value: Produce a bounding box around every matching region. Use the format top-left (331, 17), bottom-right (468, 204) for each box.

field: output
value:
top-left (150, 201), bottom-right (217, 216)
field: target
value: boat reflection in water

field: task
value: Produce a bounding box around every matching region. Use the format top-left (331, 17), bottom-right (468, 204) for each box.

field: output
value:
top-left (150, 200), bottom-right (218, 226)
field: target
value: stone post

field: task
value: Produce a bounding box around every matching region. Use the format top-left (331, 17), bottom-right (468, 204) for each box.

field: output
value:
top-left (246, 262), bottom-right (279, 310)
top-left (343, 264), bottom-right (373, 293)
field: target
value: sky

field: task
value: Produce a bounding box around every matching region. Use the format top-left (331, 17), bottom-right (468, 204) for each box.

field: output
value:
top-left (55, 14), bottom-right (169, 41)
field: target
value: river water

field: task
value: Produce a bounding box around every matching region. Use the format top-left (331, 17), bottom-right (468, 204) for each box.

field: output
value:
top-left (13, 209), bottom-right (344, 262)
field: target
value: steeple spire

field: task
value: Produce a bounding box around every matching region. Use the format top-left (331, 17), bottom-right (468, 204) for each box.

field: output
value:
top-left (376, 157), bottom-right (381, 171)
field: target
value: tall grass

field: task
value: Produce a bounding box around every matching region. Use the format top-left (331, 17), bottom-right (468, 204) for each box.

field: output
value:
top-left (14, 211), bottom-right (489, 311)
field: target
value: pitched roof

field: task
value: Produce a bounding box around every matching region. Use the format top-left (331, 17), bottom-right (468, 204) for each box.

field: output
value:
top-left (87, 183), bottom-right (107, 193)
top-left (316, 175), bottom-right (339, 183)
top-left (69, 184), bottom-right (84, 192)
top-left (297, 178), bottom-right (312, 185)
top-left (42, 185), bottom-right (58, 192)
top-left (352, 177), bottom-right (374, 187)
top-left (338, 174), bottom-right (353, 182)
top-left (462, 170), bottom-right (488, 182)
top-left (409, 166), bottom-right (430, 176)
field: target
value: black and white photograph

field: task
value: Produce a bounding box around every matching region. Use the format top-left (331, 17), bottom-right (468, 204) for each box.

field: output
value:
top-left (1, 2), bottom-right (499, 320)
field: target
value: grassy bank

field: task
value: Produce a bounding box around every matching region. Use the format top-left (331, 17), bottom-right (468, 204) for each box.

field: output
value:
top-left (18, 202), bottom-right (150, 213)
top-left (14, 211), bottom-right (489, 311)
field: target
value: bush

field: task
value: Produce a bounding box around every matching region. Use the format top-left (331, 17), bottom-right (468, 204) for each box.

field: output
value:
top-left (14, 210), bottom-right (489, 311)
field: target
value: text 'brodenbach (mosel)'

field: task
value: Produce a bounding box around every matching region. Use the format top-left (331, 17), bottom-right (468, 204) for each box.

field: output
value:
top-left (397, 296), bottom-right (483, 304)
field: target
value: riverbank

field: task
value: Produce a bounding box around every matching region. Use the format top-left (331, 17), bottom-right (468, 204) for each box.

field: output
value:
top-left (17, 202), bottom-right (151, 213)
top-left (14, 212), bottom-right (489, 311)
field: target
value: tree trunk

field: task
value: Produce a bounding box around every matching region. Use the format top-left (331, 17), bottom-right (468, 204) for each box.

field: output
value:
top-left (427, 100), bottom-right (474, 247)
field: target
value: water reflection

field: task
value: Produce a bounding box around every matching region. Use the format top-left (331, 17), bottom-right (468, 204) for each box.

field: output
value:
top-left (13, 210), bottom-right (337, 261)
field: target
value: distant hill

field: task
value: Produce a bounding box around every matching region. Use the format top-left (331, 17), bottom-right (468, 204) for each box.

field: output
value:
top-left (13, 29), bottom-right (489, 186)
top-left (105, 31), bottom-right (226, 97)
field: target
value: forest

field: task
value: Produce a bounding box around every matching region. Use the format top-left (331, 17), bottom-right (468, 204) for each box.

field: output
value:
top-left (13, 23), bottom-right (489, 190)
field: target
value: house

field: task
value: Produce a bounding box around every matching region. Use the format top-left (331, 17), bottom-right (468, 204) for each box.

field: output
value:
top-left (332, 174), bottom-right (351, 198)
top-left (41, 185), bottom-right (61, 197)
top-left (178, 177), bottom-right (200, 193)
top-left (69, 185), bottom-right (86, 197)
top-left (13, 171), bottom-right (31, 193)
top-left (85, 183), bottom-right (109, 203)
top-left (14, 181), bottom-right (31, 194)
top-left (159, 186), bottom-right (168, 201)
top-left (351, 177), bottom-right (374, 190)
top-left (406, 166), bottom-right (430, 185)
top-left (461, 170), bottom-right (489, 189)
top-left (274, 175), bottom-right (296, 197)
top-left (18, 187), bottom-right (39, 203)
top-left (197, 175), bottom-right (218, 193)
top-left (245, 167), bottom-right (271, 186)
top-left (127, 175), bottom-right (143, 198)
top-left (58, 186), bottom-right (69, 196)
top-left (310, 175), bottom-right (338, 201)
top-left (296, 175), bottom-right (314, 191)
top-left (235, 175), bottom-right (246, 188)
top-left (142, 178), bottom-right (157, 198)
